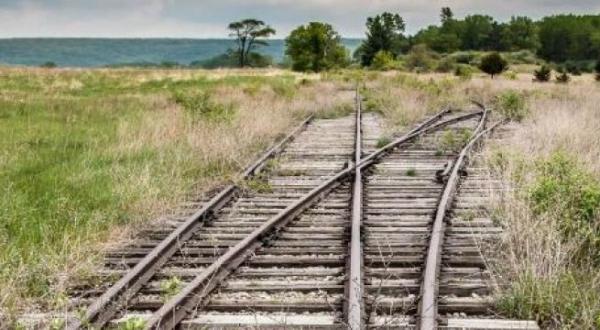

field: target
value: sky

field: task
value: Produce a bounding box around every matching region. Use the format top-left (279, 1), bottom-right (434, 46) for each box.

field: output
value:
top-left (0, 0), bottom-right (599, 38)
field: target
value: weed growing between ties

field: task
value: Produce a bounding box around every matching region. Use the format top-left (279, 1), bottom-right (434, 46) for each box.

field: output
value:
top-left (119, 316), bottom-right (146, 330)
top-left (438, 128), bottom-right (473, 152)
top-left (375, 136), bottom-right (392, 148)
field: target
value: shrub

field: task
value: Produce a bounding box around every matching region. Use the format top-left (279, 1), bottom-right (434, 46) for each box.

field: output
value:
top-left (479, 52), bottom-right (508, 78)
top-left (119, 317), bottom-right (146, 330)
top-left (449, 51), bottom-right (478, 65)
top-left (505, 50), bottom-right (538, 65)
top-left (495, 90), bottom-right (528, 121)
top-left (375, 136), bottom-right (392, 148)
top-left (556, 72), bottom-right (570, 84)
top-left (504, 70), bottom-right (518, 80)
top-left (533, 65), bottom-right (552, 82)
top-left (405, 44), bottom-right (437, 72)
top-left (160, 276), bottom-right (183, 300)
top-left (454, 64), bottom-right (474, 79)
top-left (371, 51), bottom-right (396, 71)
top-left (172, 91), bottom-right (235, 122)
top-left (439, 128), bottom-right (472, 152)
top-left (498, 271), bottom-right (600, 328)
top-left (529, 153), bottom-right (600, 261)
top-left (435, 57), bottom-right (456, 73)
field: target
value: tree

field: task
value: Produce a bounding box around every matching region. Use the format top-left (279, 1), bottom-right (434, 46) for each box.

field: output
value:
top-left (441, 7), bottom-right (454, 25)
top-left (358, 12), bottom-right (408, 66)
top-left (595, 59), bottom-right (600, 81)
top-left (503, 16), bottom-right (539, 51)
top-left (285, 22), bottom-right (348, 72)
top-left (228, 19), bottom-right (275, 68)
top-left (533, 65), bottom-right (552, 82)
top-left (461, 15), bottom-right (495, 50)
top-left (479, 52), bottom-right (508, 78)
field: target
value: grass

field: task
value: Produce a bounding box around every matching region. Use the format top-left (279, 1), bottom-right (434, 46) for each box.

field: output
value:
top-left (3, 66), bottom-right (600, 327)
top-left (0, 67), bottom-right (353, 319)
top-left (477, 74), bottom-right (600, 328)
top-left (375, 136), bottom-right (392, 148)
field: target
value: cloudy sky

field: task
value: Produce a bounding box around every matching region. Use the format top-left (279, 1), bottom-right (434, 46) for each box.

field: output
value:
top-left (0, 0), bottom-right (599, 38)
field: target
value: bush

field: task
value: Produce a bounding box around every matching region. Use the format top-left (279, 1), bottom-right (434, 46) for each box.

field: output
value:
top-left (479, 52), bottom-right (508, 78)
top-left (371, 50), bottom-right (397, 71)
top-left (533, 65), bottom-right (552, 82)
top-left (172, 91), bottom-right (235, 122)
top-left (505, 50), bottom-right (538, 65)
top-left (529, 153), bottom-right (600, 261)
top-left (556, 72), bottom-right (570, 84)
top-left (498, 271), bottom-right (600, 328)
top-left (449, 51), bottom-right (479, 65)
top-left (435, 57), bottom-right (456, 73)
top-left (454, 64), bottom-right (474, 79)
top-left (495, 90), bottom-right (528, 121)
top-left (504, 70), bottom-right (518, 80)
top-left (405, 44), bottom-right (437, 72)
top-left (375, 136), bottom-right (392, 148)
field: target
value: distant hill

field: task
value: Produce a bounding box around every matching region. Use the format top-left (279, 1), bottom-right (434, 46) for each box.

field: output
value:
top-left (0, 38), bottom-right (363, 68)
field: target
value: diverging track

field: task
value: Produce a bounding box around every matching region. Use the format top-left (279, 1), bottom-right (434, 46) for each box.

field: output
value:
top-left (42, 90), bottom-right (538, 330)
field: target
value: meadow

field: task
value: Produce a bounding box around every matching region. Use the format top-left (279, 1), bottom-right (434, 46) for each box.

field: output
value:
top-left (1, 67), bottom-right (599, 328)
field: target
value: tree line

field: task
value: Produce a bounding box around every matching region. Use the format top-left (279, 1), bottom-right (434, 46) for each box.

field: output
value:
top-left (224, 9), bottom-right (600, 72)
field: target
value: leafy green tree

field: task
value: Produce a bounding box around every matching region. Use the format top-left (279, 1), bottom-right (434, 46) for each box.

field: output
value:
top-left (461, 15), bottom-right (495, 50)
top-left (228, 19), bottom-right (275, 67)
top-left (479, 52), bottom-right (508, 78)
top-left (503, 16), bottom-right (539, 51)
top-left (485, 22), bottom-right (507, 51)
top-left (358, 12), bottom-right (408, 66)
top-left (538, 15), bottom-right (600, 62)
top-left (285, 22), bottom-right (348, 72)
top-left (440, 7), bottom-right (454, 24)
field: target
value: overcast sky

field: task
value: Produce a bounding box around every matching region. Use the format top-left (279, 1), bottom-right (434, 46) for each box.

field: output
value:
top-left (0, 0), bottom-right (599, 38)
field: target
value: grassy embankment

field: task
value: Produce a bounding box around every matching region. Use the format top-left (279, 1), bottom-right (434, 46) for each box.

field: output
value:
top-left (0, 67), bottom-right (354, 318)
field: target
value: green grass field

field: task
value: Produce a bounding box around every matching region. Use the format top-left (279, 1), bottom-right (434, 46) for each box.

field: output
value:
top-left (0, 68), bottom-right (348, 314)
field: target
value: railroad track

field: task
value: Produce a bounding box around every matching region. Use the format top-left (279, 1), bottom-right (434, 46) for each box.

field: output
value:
top-left (28, 90), bottom-right (539, 329)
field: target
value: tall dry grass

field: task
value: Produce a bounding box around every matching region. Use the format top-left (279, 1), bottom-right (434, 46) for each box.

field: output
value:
top-left (477, 76), bottom-right (600, 328)
top-left (0, 68), bottom-right (352, 320)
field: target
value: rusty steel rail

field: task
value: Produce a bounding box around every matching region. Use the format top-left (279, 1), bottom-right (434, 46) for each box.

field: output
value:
top-left (144, 108), bottom-right (484, 329)
top-left (346, 89), bottom-right (363, 329)
top-left (417, 107), bottom-right (498, 330)
top-left (68, 116), bottom-right (313, 330)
